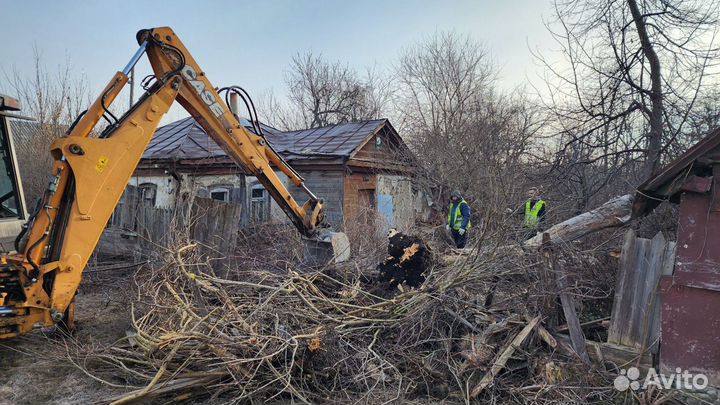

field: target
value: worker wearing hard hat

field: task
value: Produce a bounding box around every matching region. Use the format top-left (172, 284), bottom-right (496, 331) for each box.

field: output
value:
top-left (446, 190), bottom-right (471, 248)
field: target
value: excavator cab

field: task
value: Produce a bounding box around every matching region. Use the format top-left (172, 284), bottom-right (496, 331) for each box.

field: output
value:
top-left (0, 95), bottom-right (28, 251)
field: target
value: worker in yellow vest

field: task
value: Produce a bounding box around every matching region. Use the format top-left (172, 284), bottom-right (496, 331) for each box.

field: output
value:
top-left (523, 187), bottom-right (546, 240)
top-left (446, 190), bottom-right (471, 248)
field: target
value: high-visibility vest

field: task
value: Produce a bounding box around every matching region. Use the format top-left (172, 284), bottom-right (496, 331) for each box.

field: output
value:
top-left (524, 199), bottom-right (546, 229)
top-left (447, 200), bottom-right (471, 230)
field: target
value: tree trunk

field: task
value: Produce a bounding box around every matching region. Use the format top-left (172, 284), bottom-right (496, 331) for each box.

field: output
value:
top-left (524, 194), bottom-right (633, 248)
top-left (441, 194), bottom-right (634, 265)
top-left (627, 0), bottom-right (664, 177)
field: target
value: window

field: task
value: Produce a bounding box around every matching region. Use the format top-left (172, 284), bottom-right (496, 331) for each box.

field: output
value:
top-left (138, 183), bottom-right (157, 207)
top-left (210, 187), bottom-right (230, 202)
top-left (250, 184), bottom-right (268, 222)
top-left (251, 187), bottom-right (264, 199)
top-left (0, 118), bottom-right (23, 219)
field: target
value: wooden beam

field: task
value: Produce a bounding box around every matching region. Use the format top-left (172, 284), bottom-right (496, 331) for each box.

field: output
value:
top-left (556, 268), bottom-right (591, 365)
top-left (469, 316), bottom-right (540, 398)
top-left (541, 233), bottom-right (591, 365)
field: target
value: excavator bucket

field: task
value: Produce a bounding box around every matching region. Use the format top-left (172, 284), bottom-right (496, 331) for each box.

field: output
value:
top-left (302, 230), bottom-right (351, 266)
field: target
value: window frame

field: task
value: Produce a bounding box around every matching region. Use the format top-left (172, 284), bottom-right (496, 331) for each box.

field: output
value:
top-left (138, 182), bottom-right (158, 207)
top-left (0, 117), bottom-right (25, 221)
top-left (210, 186), bottom-right (230, 203)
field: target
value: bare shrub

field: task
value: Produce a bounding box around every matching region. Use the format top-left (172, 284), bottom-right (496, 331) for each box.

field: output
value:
top-left (3, 47), bottom-right (90, 202)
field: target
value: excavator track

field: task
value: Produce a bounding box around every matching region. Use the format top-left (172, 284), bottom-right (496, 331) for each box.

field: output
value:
top-left (0, 263), bottom-right (29, 339)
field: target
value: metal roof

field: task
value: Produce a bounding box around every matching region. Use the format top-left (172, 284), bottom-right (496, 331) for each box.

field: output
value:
top-left (142, 117), bottom-right (283, 160)
top-left (268, 119), bottom-right (386, 160)
top-left (143, 117), bottom-right (388, 162)
top-left (633, 127), bottom-right (720, 217)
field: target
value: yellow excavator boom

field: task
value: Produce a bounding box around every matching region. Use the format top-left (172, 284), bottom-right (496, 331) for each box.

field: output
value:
top-left (0, 27), bottom-right (349, 339)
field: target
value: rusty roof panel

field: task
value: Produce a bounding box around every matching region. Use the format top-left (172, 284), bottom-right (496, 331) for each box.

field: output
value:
top-left (633, 127), bottom-right (720, 217)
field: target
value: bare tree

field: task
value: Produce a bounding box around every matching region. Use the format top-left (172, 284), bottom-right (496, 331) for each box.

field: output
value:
top-left (282, 52), bottom-right (388, 129)
top-left (256, 89), bottom-right (304, 132)
top-left (539, 0), bottom-right (720, 178)
top-left (395, 32), bottom-right (544, 230)
top-left (2, 47), bottom-right (90, 202)
top-left (396, 32), bottom-right (496, 137)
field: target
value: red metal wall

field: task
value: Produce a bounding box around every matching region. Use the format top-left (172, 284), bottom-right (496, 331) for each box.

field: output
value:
top-left (661, 179), bottom-right (720, 385)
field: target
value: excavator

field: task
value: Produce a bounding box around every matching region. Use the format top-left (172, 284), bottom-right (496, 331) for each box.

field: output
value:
top-left (0, 27), bottom-right (350, 339)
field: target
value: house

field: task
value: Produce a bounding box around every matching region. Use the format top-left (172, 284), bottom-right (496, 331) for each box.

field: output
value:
top-left (133, 117), bottom-right (417, 233)
top-left (632, 128), bottom-right (720, 386)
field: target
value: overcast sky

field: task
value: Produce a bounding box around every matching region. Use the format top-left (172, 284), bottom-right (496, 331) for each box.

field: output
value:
top-left (0, 0), bottom-right (558, 122)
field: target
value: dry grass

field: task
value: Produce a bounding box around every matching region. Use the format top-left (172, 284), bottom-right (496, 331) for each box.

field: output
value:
top-left (59, 220), bottom-right (647, 405)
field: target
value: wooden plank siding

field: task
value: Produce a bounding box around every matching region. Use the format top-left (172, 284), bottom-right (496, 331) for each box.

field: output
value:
top-left (343, 173), bottom-right (377, 227)
top-left (348, 126), bottom-right (414, 172)
top-left (98, 185), bottom-right (242, 258)
top-left (286, 171), bottom-right (345, 229)
top-left (607, 230), bottom-right (676, 351)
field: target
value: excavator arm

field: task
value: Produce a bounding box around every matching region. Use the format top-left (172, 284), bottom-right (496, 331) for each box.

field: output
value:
top-left (0, 27), bottom-right (348, 339)
top-left (139, 28), bottom-right (325, 236)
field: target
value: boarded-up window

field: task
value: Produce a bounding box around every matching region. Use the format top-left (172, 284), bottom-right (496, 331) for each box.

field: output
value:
top-left (139, 183), bottom-right (157, 207)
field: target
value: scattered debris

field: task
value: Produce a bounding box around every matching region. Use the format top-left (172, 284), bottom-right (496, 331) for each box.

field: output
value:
top-left (67, 224), bottom-right (624, 404)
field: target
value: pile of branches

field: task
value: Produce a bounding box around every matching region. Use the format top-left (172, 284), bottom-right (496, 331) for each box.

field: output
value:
top-left (76, 237), bottom-right (620, 404)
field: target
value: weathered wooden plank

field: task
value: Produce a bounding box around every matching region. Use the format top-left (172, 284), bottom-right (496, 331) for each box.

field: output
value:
top-left (470, 316), bottom-right (541, 398)
top-left (608, 229), bottom-right (637, 345)
top-left (620, 238), bottom-right (649, 347)
top-left (661, 241), bottom-right (676, 276)
top-left (634, 233), bottom-right (666, 350)
top-left (607, 230), bottom-right (675, 351)
top-left (557, 335), bottom-right (653, 371)
top-left (555, 269), bottom-right (591, 364)
top-left (104, 188), bottom-right (243, 259)
top-left (540, 233), bottom-right (590, 364)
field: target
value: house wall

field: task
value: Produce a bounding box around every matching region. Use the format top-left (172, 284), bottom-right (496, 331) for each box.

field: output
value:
top-left (191, 174), bottom-right (244, 199)
top-left (131, 169), bottom-right (415, 235)
top-left (129, 175), bottom-right (177, 208)
top-left (343, 173), bottom-right (377, 226)
top-left (287, 170), bottom-right (345, 229)
top-left (377, 174), bottom-right (414, 234)
top-left (270, 172), bottom-right (290, 221)
top-left (131, 174), bottom-right (247, 207)
top-left (243, 172), bottom-right (288, 223)
top-left (132, 171), bottom-right (294, 225)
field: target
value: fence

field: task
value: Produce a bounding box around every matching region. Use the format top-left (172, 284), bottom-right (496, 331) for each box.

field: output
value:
top-left (98, 186), bottom-right (242, 258)
top-left (607, 229), bottom-right (676, 353)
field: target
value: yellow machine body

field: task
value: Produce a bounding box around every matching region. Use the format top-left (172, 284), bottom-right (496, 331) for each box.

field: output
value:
top-left (0, 27), bottom-right (347, 339)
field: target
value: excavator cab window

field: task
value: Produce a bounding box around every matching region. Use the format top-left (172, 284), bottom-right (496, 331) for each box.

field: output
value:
top-left (0, 117), bottom-right (23, 220)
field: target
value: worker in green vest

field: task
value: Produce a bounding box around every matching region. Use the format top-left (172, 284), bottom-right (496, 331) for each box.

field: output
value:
top-left (523, 187), bottom-right (547, 240)
top-left (446, 190), bottom-right (471, 248)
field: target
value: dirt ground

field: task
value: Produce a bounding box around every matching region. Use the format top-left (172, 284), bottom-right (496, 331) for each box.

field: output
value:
top-left (0, 267), bottom-right (134, 405)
